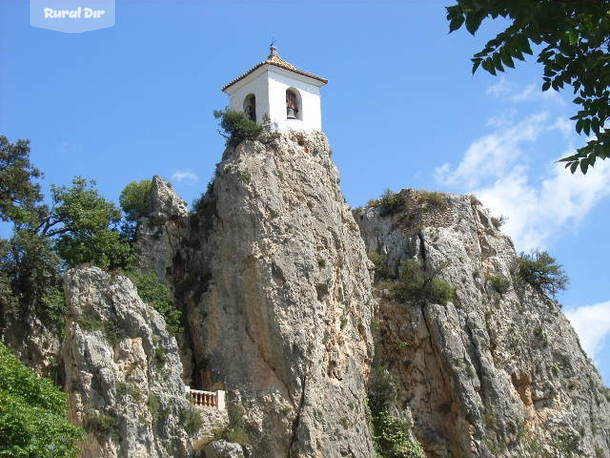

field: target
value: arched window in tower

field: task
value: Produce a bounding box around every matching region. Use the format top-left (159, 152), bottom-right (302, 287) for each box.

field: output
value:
top-left (243, 94), bottom-right (256, 122)
top-left (286, 88), bottom-right (301, 119)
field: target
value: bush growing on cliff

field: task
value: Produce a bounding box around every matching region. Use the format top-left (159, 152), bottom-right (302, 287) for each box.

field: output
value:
top-left (419, 191), bottom-right (447, 210)
top-left (0, 342), bottom-right (84, 457)
top-left (377, 189), bottom-right (404, 215)
top-left (515, 251), bottom-right (568, 299)
top-left (486, 273), bottom-right (510, 295)
top-left (371, 409), bottom-right (425, 458)
top-left (368, 251), bottom-right (389, 279)
top-left (367, 364), bottom-right (424, 458)
top-left (393, 259), bottom-right (455, 305)
top-left (122, 270), bottom-right (182, 334)
top-left (214, 109), bottom-right (263, 147)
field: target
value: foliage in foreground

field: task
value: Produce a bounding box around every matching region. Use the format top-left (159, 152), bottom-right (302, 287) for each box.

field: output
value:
top-left (515, 250), bottom-right (568, 299)
top-left (0, 342), bottom-right (83, 457)
top-left (446, 0), bottom-right (610, 174)
top-left (122, 270), bottom-right (182, 334)
top-left (393, 259), bottom-right (455, 305)
top-left (213, 109), bottom-right (263, 147)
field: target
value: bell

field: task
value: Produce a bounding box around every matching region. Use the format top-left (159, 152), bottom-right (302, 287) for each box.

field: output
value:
top-left (287, 107), bottom-right (297, 119)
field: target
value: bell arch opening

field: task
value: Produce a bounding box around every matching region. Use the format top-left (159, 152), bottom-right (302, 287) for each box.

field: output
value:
top-left (243, 94), bottom-right (256, 122)
top-left (286, 88), bottom-right (302, 120)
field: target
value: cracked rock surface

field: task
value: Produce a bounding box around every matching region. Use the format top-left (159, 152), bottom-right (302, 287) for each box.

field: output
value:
top-left (61, 267), bottom-right (192, 458)
top-left (136, 175), bottom-right (189, 287)
top-left (355, 190), bottom-right (610, 457)
top-left (176, 131), bottom-right (375, 457)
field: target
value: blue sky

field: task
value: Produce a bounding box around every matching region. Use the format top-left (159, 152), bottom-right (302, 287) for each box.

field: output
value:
top-left (1, 0), bottom-right (608, 384)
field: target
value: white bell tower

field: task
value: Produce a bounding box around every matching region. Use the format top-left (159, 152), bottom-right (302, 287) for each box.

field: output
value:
top-left (222, 46), bottom-right (328, 131)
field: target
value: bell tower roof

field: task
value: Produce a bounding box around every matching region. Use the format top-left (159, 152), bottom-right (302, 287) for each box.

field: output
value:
top-left (222, 45), bottom-right (328, 92)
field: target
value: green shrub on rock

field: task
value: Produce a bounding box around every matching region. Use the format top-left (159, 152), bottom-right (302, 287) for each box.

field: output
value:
top-left (393, 259), bottom-right (455, 305)
top-left (214, 109), bottom-right (263, 147)
top-left (515, 251), bottom-right (568, 299)
top-left (122, 270), bottom-right (182, 334)
top-left (379, 189), bottom-right (404, 215)
top-left (119, 179), bottom-right (152, 223)
top-left (486, 273), bottom-right (510, 295)
top-left (371, 409), bottom-right (425, 458)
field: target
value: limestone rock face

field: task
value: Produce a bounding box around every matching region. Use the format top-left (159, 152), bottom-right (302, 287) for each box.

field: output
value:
top-left (355, 190), bottom-right (610, 457)
top-left (61, 266), bottom-right (192, 458)
top-left (179, 131), bottom-right (375, 457)
top-left (2, 311), bottom-right (59, 378)
top-left (136, 175), bottom-right (189, 286)
top-left (201, 440), bottom-right (245, 458)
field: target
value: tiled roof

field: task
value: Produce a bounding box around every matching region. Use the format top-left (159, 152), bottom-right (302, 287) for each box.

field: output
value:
top-left (222, 47), bottom-right (328, 92)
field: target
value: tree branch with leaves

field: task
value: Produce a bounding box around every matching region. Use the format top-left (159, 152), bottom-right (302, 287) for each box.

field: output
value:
top-left (447, 0), bottom-right (610, 174)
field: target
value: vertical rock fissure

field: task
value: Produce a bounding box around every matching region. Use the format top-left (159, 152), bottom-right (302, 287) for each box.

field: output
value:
top-left (420, 304), bottom-right (452, 400)
top-left (287, 373), bottom-right (307, 458)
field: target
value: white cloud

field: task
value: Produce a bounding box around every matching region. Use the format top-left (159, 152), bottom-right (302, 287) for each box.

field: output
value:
top-left (566, 301), bottom-right (610, 361)
top-left (474, 160), bottom-right (610, 250)
top-left (510, 83), bottom-right (537, 102)
top-left (552, 117), bottom-right (573, 137)
top-left (171, 170), bottom-right (198, 183)
top-left (437, 111), bottom-right (610, 251)
top-left (435, 112), bottom-right (548, 189)
top-left (485, 108), bottom-right (518, 128)
top-left (486, 79), bottom-right (565, 106)
top-left (486, 77), bottom-right (514, 97)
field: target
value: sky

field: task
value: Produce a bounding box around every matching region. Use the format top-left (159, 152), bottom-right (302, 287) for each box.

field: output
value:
top-left (0, 0), bottom-right (608, 384)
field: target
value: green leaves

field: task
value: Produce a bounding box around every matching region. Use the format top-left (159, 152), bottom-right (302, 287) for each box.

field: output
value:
top-left (39, 177), bottom-right (134, 270)
top-left (122, 270), bottom-right (182, 334)
top-left (447, 0), bottom-right (610, 174)
top-left (515, 250), bottom-right (569, 299)
top-left (119, 179), bottom-right (152, 223)
top-left (447, 5), bottom-right (465, 32)
top-left (214, 109), bottom-right (263, 147)
top-left (0, 342), bottom-right (84, 457)
top-left (0, 137), bottom-right (43, 225)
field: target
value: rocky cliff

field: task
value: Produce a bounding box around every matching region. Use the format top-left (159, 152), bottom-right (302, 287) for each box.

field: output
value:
top-left (136, 175), bottom-right (189, 288)
top-left (61, 267), bottom-right (192, 458)
top-left (10, 129), bottom-right (608, 458)
top-left (355, 189), bottom-right (610, 457)
top-left (174, 131), bottom-right (376, 457)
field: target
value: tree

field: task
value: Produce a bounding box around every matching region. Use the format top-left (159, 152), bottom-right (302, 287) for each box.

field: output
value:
top-left (0, 136), bottom-right (43, 224)
top-left (37, 177), bottom-right (133, 270)
top-left (0, 139), bottom-right (133, 335)
top-left (515, 250), bottom-right (569, 298)
top-left (119, 179), bottom-right (152, 223)
top-left (0, 231), bottom-right (64, 328)
top-left (446, 0), bottom-right (610, 174)
top-left (0, 342), bottom-right (84, 457)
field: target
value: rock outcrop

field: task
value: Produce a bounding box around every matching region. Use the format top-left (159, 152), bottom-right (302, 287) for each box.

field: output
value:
top-left (355, 189), bottom-right (610, 457)
top-left (61, 267), bottom-right (192, 458)
top-left (2, 310), bottom-right (60, 378)
top-left (176, 131), bottom-right (376, 457)
top-left (136, 175), bottom-right (189, 287)
top-left (25, 131), bottom-right (608, 458)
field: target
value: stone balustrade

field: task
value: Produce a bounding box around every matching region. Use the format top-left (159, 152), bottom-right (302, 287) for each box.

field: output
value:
top-left (185, 386), bottom-right (225, 410)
